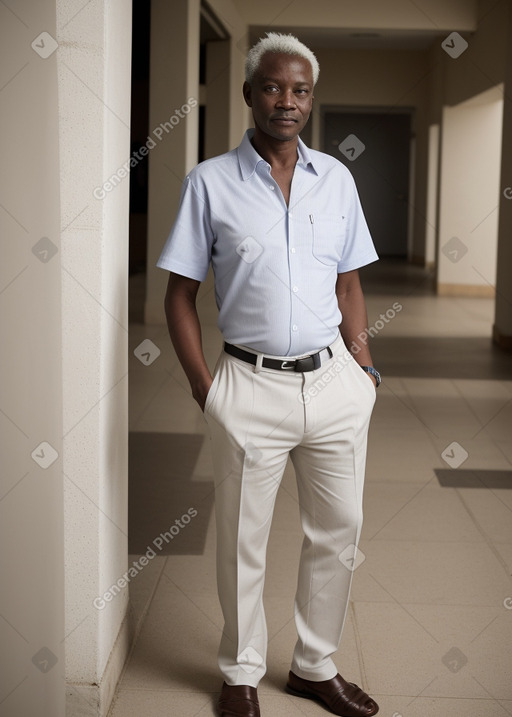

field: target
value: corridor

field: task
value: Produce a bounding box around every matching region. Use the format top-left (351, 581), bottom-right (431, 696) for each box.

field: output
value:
top-left (111, 260), bottom-right (512, 716)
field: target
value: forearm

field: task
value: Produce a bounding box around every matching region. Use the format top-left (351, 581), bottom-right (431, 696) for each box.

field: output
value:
top-left (164, 275), bottom-right (212, 406)
top-left (336, 271), bottom-right (374, 367)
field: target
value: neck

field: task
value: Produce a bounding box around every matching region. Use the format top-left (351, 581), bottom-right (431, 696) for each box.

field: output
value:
top-left (250, 127), bottom-right (299, 170)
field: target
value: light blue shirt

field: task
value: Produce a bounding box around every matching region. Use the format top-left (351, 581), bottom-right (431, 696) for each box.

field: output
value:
top-left (157, 129), bottom-right (378, 356)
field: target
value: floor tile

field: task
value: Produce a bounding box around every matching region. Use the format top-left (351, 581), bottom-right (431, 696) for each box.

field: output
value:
top-left (364, 480), bottom-right (484, 542)
top-left (353, 601), bottom-right (512, 700)
top-left (455, 486), bottom-right (512, 544)
top-left (357, 540), bottom-right (511, 606)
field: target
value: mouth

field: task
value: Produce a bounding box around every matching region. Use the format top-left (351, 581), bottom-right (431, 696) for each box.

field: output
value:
top-left (271, 116), bottom-right (298, 124)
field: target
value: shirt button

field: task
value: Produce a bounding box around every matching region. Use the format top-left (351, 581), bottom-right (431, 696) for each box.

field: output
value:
top-left (269, 185), bottom-right (274, 190)
top-left (288, 212), bottom-right (293, 218)
top-left (292, 324), bottom-right (298, 331)
top-left (291, 248), bottom-right (296, 254)
top-left (292, 286), bottom-right (298, 293)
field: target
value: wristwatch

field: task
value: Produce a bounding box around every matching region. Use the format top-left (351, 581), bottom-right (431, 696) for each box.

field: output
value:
top-left (361, 365), bottom-right (381, 388)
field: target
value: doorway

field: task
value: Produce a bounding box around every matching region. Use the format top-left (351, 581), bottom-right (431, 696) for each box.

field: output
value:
top-left (322, 110), bottom-right (413, 257)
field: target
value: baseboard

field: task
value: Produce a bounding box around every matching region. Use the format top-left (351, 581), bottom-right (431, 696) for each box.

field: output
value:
top-left (65, 608), bottom-right (135, 717)
top-left (493, 324), bottom-right (512, 351)
top-left (436, 282), bottom-right (495, 297)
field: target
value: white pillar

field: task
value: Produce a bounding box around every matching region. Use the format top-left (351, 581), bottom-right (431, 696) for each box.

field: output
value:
top-left (57, 0), bottom-right (132, 714)
top-left (144, 0), bottom-right (200, 324)
top-left (0, 1), bottom-right (64, 714)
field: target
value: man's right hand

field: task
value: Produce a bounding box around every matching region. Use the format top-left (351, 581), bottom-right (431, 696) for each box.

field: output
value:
top-left (193, 377), bottom-right (213, 413)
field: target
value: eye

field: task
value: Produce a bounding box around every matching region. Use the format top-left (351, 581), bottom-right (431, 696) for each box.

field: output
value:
top-left (264, 85), bottom-right (279, 93)
top-left (295, 89), bottom-right (309, 95)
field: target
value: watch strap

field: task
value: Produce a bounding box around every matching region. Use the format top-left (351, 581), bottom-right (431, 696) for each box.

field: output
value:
top-left (361, 365), bottom-right (381, 387)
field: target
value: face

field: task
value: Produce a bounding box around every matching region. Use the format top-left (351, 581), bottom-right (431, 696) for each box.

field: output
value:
top-left (243, 52), bottom-right (314, 142)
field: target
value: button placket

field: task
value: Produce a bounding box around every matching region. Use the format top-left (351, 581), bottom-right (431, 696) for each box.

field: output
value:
top-left (288, 208), bottom-right (300, 349)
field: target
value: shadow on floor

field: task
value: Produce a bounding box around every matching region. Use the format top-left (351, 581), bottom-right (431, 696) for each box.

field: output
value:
top-left (372, 336), bottom-right (511, 380)
top-left (129, 432), bottom-right (214, 555)
top-left (436, 468), bottom-right (512, 489)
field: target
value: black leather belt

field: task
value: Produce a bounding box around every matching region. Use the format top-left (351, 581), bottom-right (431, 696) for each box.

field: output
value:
top-left (224, 343), bottom-right (333, 372)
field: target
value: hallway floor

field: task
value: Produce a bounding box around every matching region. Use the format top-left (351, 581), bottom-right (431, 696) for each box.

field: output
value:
top-left (110, 260), bottom-right (512, 716)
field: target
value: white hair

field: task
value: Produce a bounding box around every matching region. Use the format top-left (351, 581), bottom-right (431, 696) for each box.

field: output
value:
top-left (245, 32), bottom-right (319, 86)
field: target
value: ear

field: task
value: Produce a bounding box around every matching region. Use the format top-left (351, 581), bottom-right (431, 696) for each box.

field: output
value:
top-left (242, 81), bottom-right (252, 108)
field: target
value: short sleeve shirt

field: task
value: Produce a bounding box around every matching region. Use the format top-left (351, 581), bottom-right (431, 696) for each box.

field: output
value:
top-left (157, 129), bottom-right (378, 356)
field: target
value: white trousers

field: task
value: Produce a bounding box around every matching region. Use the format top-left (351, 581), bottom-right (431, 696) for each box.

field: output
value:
top-left (204, 333), bottom-right (375, 687)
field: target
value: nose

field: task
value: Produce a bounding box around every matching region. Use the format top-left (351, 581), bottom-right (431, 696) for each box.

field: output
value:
top-left (276, 89), bottom-right (296, 109)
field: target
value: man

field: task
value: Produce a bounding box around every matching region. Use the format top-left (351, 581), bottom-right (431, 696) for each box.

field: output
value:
top-left (158, 32), bottom-right (380, 717)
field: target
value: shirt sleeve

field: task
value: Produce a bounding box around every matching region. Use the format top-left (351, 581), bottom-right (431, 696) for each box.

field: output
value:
top-left (156, 173), bottom-right (214, 281)
top-left (337, 172), bottom-right (379, 274)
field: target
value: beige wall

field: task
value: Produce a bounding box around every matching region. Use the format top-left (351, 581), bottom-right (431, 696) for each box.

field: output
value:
top-left (0, 0), bottom-right (65, 713)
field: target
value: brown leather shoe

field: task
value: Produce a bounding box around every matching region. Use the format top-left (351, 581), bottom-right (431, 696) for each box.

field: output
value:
top-left (217, 682), bottom-right (260, 717)
top-left (286, 671), bottom-right (379, 716)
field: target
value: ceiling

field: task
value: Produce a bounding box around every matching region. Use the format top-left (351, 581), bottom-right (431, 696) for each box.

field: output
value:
top-left (248, 25), bottom-right (457, 51)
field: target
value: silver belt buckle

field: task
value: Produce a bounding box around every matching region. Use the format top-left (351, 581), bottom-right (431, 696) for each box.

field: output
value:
top-left (280, 360), bottom-right (296, 370)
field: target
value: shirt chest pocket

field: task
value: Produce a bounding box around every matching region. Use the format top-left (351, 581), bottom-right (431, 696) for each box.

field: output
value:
top-left (309, 214), bottom-right (346, 266)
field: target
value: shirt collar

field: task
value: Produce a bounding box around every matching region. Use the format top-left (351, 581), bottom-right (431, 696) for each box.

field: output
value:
top-left (237, 128), bottom-right (318, 180)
